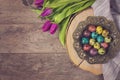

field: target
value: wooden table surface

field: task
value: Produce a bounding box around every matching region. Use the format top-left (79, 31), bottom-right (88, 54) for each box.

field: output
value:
top-left (0, 0), bottom-right (103, 80)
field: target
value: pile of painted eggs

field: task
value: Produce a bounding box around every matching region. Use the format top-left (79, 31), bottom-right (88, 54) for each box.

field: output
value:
top-left (81, 25), bottom-right (112, 56)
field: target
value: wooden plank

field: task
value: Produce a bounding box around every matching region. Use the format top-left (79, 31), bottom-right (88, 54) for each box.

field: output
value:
top-left (0, 0), bottom-right (65, 53)
top-left (0, 53), bottom-right (103, 80)
top-left (0, 24), bottom-right (66, 53)
top-left (0, 10), bottom-right (44, 24)
top-left (0, 0), bottom-right (30, 11)
top-left (0, 0), bottom-right (44, 24)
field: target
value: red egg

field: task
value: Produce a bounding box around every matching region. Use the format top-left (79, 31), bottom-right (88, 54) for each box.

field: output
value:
top-left (83, 30), bottom-right (91, 37)
top-left (101, 42), bottom-right (108, 48)
top-left (90, 48), bottom-right (98, 56)
top-left (88, 25), bottom-right (96, 32)
top-left (83, 44), bottom-right (91, 51)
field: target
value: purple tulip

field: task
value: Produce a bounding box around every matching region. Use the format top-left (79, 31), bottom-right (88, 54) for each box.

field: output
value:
top-left (34, 0), bottom-right (44, 7)
top-left (50, 23), bottom-right (58, 34)
top-left (42, 20), bottom-right (52, 32)
top-left (41, 8), bottom-right (52, 17)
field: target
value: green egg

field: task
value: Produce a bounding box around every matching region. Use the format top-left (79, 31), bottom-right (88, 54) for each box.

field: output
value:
top-left (91, 32), bottom-right (98, 39)
top-left (97, 35), bottom-right (104, 43)
top-left (81, 37), bottom-right (89, 44)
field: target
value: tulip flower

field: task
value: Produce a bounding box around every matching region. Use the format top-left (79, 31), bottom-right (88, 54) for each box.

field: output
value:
top-left (50, 23), bottom-right (58, 34)
top-left (33, 0), bottom-right (95, 45)
top-left (42, 20), bottom-right (52, 32)
top-left (41, 8), bottom-right (53, 17)
top-left (34, 0), bottom-right (44, 7)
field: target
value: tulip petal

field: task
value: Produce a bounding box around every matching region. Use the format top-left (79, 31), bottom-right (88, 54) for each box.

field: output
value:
top-left (50, 23), bottom-right (58, 34)
top-left (41, 8), bottom-right (52, 17)
top-left (42, 20), bottom-right (52, 32)
top-left (34, 0), bottom-right (44, 6)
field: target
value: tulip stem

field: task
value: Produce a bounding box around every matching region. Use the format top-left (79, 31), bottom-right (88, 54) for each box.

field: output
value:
top-left (59, 16), bottom-right (70, 46)
top-left (53, 0), bottom-right (95, 24)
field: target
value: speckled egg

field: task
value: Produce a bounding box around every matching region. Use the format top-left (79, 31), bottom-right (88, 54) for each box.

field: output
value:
top-left (97, 35), bottom-right (104, 43)
top-left (96, 26), bottom-right (103, 34)
top-left (80, 24), bottom-right (112, 56)
top-left (98, 48), bottom-right (106, 55)
top-left (83, 44), bottom-right (92, 51)
top-left (91, 32), bottom-right (98, 39)
top-left (89, 39), bottom-right (96, 46)
top-left (83, 30), bottom-right (91, 37)
top-left (102, 30), bottom-right (109, 37)
top-left (90, 48), bottom-right (98, 56)
top-left (101, 42), bottom-right (109, 48)
top-left (94, 42), bottom-right (100, 49)
top-left (81, 37), bottom-right (89, 44)
top-left (88, 25), bottom-right (96, 32)
top-left (105, 36), bottom-right (112, 43)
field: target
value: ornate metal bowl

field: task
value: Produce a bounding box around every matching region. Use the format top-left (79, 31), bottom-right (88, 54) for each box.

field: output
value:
top-left (73, 16), bottom-right (120, 64)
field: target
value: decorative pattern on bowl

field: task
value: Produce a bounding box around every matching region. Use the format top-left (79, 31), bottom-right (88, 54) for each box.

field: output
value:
top-left (73, 16), bottom-right (120, 64)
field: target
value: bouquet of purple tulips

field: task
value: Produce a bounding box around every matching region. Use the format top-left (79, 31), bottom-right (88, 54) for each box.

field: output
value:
top-left (33, 0), bottom-right (95, 46)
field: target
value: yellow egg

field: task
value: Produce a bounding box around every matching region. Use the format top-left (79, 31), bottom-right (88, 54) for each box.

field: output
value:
top-left (94, 42), bottom-right (100, 49)
top-left (89, 39), bottom-right (96, 46)
top-left (96, 26), bottom-right (103, 34)
top-left (105, 36), bottom-right (112, 43)
top-left (102, 30), bottom-right (109, 37)
top-left (98, 48), bottom-right (106, 55)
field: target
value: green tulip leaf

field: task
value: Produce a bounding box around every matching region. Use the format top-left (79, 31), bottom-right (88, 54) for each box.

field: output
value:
top-left (32, 9), bottom-right (42, 15)
top-left (59, 16), bottom-right (70, 46)
top-left (53, 0), bottom-right (95, 23)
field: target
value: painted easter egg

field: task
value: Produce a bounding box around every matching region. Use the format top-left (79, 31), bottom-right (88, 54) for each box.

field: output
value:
top-left (90, 48), bottom-right (98, 56)
top-left (89, 39), bottom-right (96, 46)
top-left (96, 26), bottom-right (103, 34)
top-left (105, 36), bottom-right (112, 43)
top-left (101, 42), bottom-right (109, 48)
top-left (88, 25), bottom-right (96, 32)
top-left (91, 32), bottom-right (98, 39)
top-left (94, 42), bottom-right (100, 49)
top-left (83, 30), bottom-right (91, 37)
top-left (97, 35), bottom-right (104, 43)
top-left (81, 37), bottom-right (89, 44)
top-left (98, 48), bottom-right (106, 55)
top-left (83, 44), bottom-right (92, 51)
top-left (102, 30), bottom-right (109, 37)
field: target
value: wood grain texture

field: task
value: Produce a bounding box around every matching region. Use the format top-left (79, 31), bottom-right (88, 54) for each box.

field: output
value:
top-left (0, 0), bottom-right (104, 80)
top-left (0, 54), bottom-right (103, 80)
top-left (0, 24), bottom-right (66, 53)
top-left (0, 0), bottom-right (66, 53)
top-left (0, 0), bottom-right (43, 24)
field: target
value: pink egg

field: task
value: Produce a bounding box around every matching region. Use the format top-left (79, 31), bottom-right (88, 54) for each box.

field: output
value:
top-left (83, 44), bottom-right (92, 51)
top-left (101, 42), bottom-right (108, 48)
top-left (88, 25), bottom-right (96, 32)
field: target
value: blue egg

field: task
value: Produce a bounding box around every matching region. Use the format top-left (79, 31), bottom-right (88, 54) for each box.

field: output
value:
top-left (91, 32), bottom-right (98, 39)
top-left (81, 37), bottom-right (89, 44)
top-left (97, 35), bottom-right (104, 43)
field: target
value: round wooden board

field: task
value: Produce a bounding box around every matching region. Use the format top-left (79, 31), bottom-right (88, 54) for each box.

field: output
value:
top-left (66, 8), bottom-right (102, 75)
